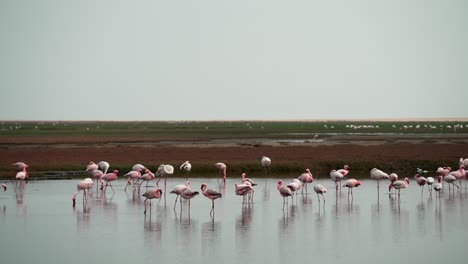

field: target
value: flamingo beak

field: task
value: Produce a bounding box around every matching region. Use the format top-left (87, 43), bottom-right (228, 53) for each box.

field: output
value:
top-left (72, 198), bottom-right (76, 206)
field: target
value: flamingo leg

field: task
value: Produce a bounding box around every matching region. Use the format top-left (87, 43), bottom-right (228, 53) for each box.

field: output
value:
top-left (143, 199), bottom-right (147, 214)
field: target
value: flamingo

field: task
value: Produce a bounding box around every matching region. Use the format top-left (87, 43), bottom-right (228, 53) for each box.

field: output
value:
top-left (72, 178), bottom-right (93, 206)
top-left (103, 170), bottom-right (118, 193)
top-left (388, 173), bottom-right (398, 194)
top-left (444, 173), bottom-right (459, 193)
top-left (370, 168), bottom-right (389, 199)
top-left (201, 183), bottom-right (222, 215)
top-left (215, 162), bottom-right (227, 181)
top-left (313, 184), bottom-right (327, 204)
top-left (433, 176), bottom-right (443, 198)
top-left (337, 165), bottom-right (350, 177)
top-left (15, 167), bottom-right (28, 181)
top-left (1, 184), bottom-right (6, 191)
top-left (459, 157), bottom-right (468, 167)
top-left (142, 189), bottom-right (163, 214)
top-left (298, 169), bottom-right (314, 194)
top-left (235, 181), bottom-right (254, 203)
top-left (277, 180), bottom-right (293, 207)
top-left (139, 169), bottom-right (155, 188)
top-left (287, 179), bottom-right (301, 197)
top-left (155, 164), bottom-right (174, 188)
top-left (169, 180), bottom-right (190, 209)
top-left (241, 173), bottom-right (257, 186)
top-left (85, 161), bottom-right (98, 173)
top-left (448, 165), bottom-right (466, 189)
top-left (124, 170), bottom-right (142, 191)
top-left (132, 164), bottom-right (146, 173)
top-left (330, 169), bottom-right (344, 191)
top-left (180, 161), bottom-right (192, 180)
top-left (426, 176), bottom-right (435, 194)
top-left (391, 177), bottom-right (410, 198)
top-left (89, 169), bottom-right (105, 191)
top-left (97, 161), bottom-right (110, 175)
top-left (12, 162), bottom-right (28, 170)
top-left (414, 174), bottom-right (427, 195)
top-left (342, 179), bottom-right (361, 200)
top-left (180, 188), bottom-right (199, 212)
top-left (261, 156), bottom-right (271, 177)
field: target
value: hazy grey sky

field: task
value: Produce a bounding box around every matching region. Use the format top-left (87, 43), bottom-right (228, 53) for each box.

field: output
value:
top-left (1, 0), bottom-right (467, 120)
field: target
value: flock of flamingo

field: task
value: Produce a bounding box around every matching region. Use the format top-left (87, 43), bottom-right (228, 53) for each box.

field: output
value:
top-left (5, 157), bottom-right (468, 215)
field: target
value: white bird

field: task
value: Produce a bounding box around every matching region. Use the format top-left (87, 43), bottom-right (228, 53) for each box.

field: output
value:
top-left (132, 164), bottom-right (146, 173)
top-left (180, 161), bottom-right (192, 180)
top-left (370, 168), bottom-right (389, 199)
top-left (97, 161), bottom-right (110, 175)
top-left (426, 176), bottom-right (435, 195)
top-left (72, 178), bottom-right (93, 206)
top-left (313, 184), bottom-right (327, 204)
top-left (156, 164), bottom-right (174, 187)
top-left (261, 156), bottom-right (271, 177)
top-left (330, 169), bottom-right (344, 191)
top-left (416, 168), bottom-right (429, 174)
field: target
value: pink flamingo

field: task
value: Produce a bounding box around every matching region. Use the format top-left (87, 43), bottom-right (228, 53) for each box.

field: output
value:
top-left (139, 169), bottom-right (155, 188)
top-left (180, 161), bottom-right (192, 180)
top-left (459, 157), bottom-right (468, 167)
top-left (241, 173), bottom-right (257, 186)
top-left (370, 168), bottom-right (389, 199)
top-left (313, 184), bottom-right (327, 204)
top-left (1, 184), bottom-right (6, 191)
top-left (124, 170), bottom-right (142, 191)
top-left (12, 162), bottom-right (28, 171)
top-left (433, 176), bottom-right (443, 198)
top-left (277, 180), bottom-right (293, 207)
top-left (330, 169), bottom-right (344, 191)
top-left (287, 179), bottom-right (301, 198)
top-left (235, 181), bottom-right (254, 203)
top-left (142, 189), bottom-right (163, 214)
top-left (391, 177), bottom-right (410, 199)
top-left (215, 162), bottom-right (227, 181)
top-left (132, 164), bottom-right (146, 173)
top-left (72, 178), bottom-right (93, 206)
top-left (414, 174), bottom-right (427, 195)
top-left (388, 173), bottom-right (398, 194)
top-left (342, 179), bottom-right (361, 200)
top-left (298, 169), bottom-right (314, 194)
top-left (85, 161), bottom-right (98, 173)
top-left (426, 176), bottom-right (434, 195)
top-left (89, 169), bottom-right (104, 191)
top-left (337, 165), bottom-right (350, 177)
top-left (180, 188), bottom-right (199, 212)
top-left (103, 170), bottom-right (119, 193)
top-left (170, 180), bottom-right (190, 209)
top-left (261, 156), bottom-right (272, 177)
top-left (444, 173), bottom-right (459, 193)
top-left (15, 167), bottom-right (28, 182)
top-left (201, 183), bottom-right (222, 215)
top-left (448, 165), bottom-right (466, 189)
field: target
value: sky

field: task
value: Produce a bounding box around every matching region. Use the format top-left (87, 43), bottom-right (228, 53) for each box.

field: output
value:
top-left (0, 0), bottom-right (467, 121)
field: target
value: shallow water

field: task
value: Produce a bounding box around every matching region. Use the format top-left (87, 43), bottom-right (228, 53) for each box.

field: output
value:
top-left (0, 178), bottom-right (467, 264)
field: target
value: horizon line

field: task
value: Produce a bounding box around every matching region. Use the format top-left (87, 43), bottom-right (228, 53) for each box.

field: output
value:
top-left (1, 118), bottom-right (468, 122)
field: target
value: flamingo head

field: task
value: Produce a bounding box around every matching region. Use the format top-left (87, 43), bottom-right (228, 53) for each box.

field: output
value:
top-left (356, 181), bottom-right (361, 187)
top-left (459, 164), bottom-right (465, 170)
top-left (305, 169), bottom-right (310, 173)
top-left (186, 180), bottom-right (190, 187)
top-left (344, 165), bottom-right (350, 170)
top-left (445, 167), bottom-right (452, 172)
top-left (201, 183), bottom-right (207, 190)
top-left (405, 178), bottom-right (410, 184)
top-left (88, 161), bottom-right (94, 165)
top-left (113, 170), bottom-right (119, 175)
top-left (242, 173), bottom-right (247, 179)
top-left (414, 174), bottom-right (420, 179)
top-left (72, 197), bottom-right (76, 206)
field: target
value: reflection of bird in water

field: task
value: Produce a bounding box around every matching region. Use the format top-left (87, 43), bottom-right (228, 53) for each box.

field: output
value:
top-left (201, 183), bottom-right (222, 216)
top-left (142, 189), bottom-right (163, 214)
top-left (298, 169), bottom-right (314, 194)
top-left (72, 178), bottom-right (94, 206)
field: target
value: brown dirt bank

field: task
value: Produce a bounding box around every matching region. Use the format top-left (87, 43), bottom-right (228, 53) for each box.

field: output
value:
top-left (1, 139), bottom-right (466, 178)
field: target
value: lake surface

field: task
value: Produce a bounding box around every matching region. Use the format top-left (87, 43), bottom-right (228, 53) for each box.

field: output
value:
top-left (0, 177), bottom-right (467, 264)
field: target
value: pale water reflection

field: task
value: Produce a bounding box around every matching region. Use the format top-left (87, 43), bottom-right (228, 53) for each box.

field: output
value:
top-left (0, 178), bottom-right (466, 264)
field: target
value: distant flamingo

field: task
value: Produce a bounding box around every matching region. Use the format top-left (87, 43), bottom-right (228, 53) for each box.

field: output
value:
top-left (391, 177), bottom-right (410, 199)
top-left (124, 170), bottom-right (142, 191)
top-left (448, 165), bottom-right (465, 189)
top-left (241, 173), bottom-right (257, 186)
top-left (433, 176), bottom-right (443, 198)
top-left (287, 179), bottom-right (301, 198)
top-left (298, 169), bottom-right (314, 194)
top-left (215, 162), bottom-right (227, 182)
top-left (132, 164), bottom-right (146, 173)
top-left (235, 181), bottom-right (254, 203)
top-left (414, 174), bottom-right (427, 195)
top-left (139, 169), bottom-right (155, 188)
top-left (142, 189), bottom-right (163, 214)
top-left (89, 169), bottom-right (104, 191)
top-left (201, 183), bottom-right (222, 215)
top-left (1, 184), bottom-right (6, 191)
top-left (97, 161), bottom-right (110, 175)
top-left (180, 188), bottom-right (199, 212)
top-left (337, 165), bottom-right (350, 177)
top-left (370, 168), bottom-right (389, 199)
top-left (85, 161), bottom-right (98, 173)
top-left (155, 164), bottom-right (174, 188)
top-left (426, 176), bottom-right (435, 194)
top-left (180, 161), bottom-right (192, 180)
top-left (15, 167), bottom-right (28, 182)
top-left (459, 157), bottom-right (468, 167)
top-left (313, 184), bottom-right (327, 204)
top-left (103, 170), bottom-right (119, 193)
top-left (330, 169), bottom-right (344, 191)
top-left (388, 173), bottom-right (398, 194)
top-left (72, 178), bottom-right (93, 206)
top-left (277, 180), bottom-right (293, 207)
top-left (12, 162), bottom-right (28, 170)
top-left (261, 156), bottom-right (271, 177)
top-left (170, 180), bottom-right (190, 209)
top-left (342, 179), bottom-right (361, 200)
top-left (444, 172), bottom-right (459, 193)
